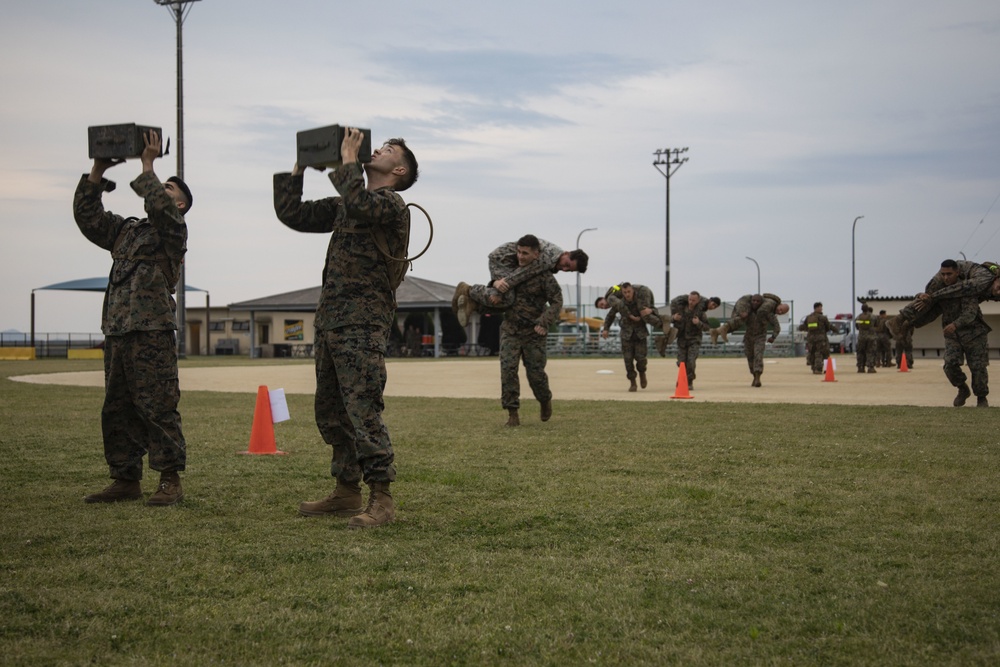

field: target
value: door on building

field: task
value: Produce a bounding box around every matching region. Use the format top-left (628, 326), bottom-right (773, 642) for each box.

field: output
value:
top-left (189, 323), bottom-right (201, 356)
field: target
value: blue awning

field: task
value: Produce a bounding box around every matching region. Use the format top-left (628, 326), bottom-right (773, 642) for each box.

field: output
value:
top-left (35, 277), bottom-right (204, 292)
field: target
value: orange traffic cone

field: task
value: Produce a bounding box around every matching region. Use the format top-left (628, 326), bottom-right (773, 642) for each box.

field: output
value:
top-left (671, 362), bottom-right (694, 399)
top-left (898, 354), bottom-right (910, 373)
top-left (823, 357), bottom-right (837, 382)
top-left (240, 385), bottom-right (287, 455)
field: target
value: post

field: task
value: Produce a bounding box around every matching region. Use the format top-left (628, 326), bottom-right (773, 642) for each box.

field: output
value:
top-left (652, 148), bottom-right (689, 302)
top-left (851, 215), bottom-right (864, 350)
top-left (575, 228), bottom-right (597, 327)
top-left (746, 256), bottom-right (761, 294)
top-left (154, 0), bottom-right (200, 357)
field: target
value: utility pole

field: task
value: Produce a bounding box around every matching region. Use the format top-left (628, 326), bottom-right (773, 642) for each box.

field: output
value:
top-left (154, 0), bottom-right (200, 357)
top-left (652, 148), bottom-right (688, 304)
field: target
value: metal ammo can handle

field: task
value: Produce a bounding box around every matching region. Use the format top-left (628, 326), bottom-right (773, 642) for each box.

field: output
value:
top-left (300, 142), bottom-right (330, 152)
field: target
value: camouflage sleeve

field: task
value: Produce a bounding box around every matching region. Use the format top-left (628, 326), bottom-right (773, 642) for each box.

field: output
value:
top-left (927, 266), bottom-right (995, 302)
top-left (73, 175), bottom-right (125, 251)
top-left (130, 171), bottom-right (186, 257)
top-left (768, 312), bottom-right (781, 338)
top-left (733, 294), bottom-right (751, 314)
top-left (951, 296), bottom-right (981, 330)
top-left (273, 172), bottom-right (339, 233)
top-left (823, 315), bottom-right (834, 333)
top-left (669, 294), bottom-right (688, 315)
top-left (537, 274), bottom-right (563, 329)
top-left (329, 162), bottom-right (407, 230)
top-left (503, 238), bottom-right (564, 289)
top-left (602, 307), bottom-right (618, 331)
top-left (488, 242), bottom-right (518, 281)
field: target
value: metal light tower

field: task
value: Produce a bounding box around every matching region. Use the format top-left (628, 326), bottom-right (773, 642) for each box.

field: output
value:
top-left (851, 215), bottom-right (864, 350)
top-left (575, 228), bottom-right (597, 326)
top-left (746, 256), bottom-right (761, 294)
top-left (652, 147), bottom-right (689, 303)
top-left (154, 0), bottom-right (200, 357)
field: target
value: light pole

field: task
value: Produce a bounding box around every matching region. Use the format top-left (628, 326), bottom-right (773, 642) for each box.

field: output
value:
top-left (851, 215), bottom-right (864, 350)
top-left (576, 228), bottom-right (597, 326)
top-left (745, 256), bottom-right (761, 294)
top-left (154, 0), bottom-right (200, 357)
top-left (652, 147), bottom-right (689, 303)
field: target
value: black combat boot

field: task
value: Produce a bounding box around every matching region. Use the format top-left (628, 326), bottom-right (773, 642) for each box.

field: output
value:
top-left (954, 383), bottom-right (971, 407)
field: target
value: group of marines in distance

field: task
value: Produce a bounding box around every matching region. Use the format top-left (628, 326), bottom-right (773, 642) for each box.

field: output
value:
top-left (453, 236), bottom-right (1000, 420)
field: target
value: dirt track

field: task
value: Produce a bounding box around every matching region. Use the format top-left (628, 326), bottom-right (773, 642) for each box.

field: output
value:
top-left (11, 355), bottom-right (965, 408)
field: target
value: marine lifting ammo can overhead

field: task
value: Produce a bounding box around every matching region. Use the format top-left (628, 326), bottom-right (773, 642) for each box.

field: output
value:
top-left (88, 124), bottom-right (164, 159)
top-left (296, 125), bottom-right (372, 168)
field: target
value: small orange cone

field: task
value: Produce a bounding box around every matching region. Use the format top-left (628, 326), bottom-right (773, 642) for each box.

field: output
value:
top-left (240, 385), bottom-right (287, 455)
top-left (671, 362), bottom-right (694, 399)
top-left (823, 357), bottom-right (837, 382)
top-left (898, 354), bottom-right (910, 373)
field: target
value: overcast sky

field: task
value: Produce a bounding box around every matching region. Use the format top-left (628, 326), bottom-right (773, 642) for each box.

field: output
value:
top-left (2, 0), bottom-right (999, 334)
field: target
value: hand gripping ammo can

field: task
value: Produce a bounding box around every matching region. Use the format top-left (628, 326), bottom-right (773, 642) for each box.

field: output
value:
top-left (88, 124), bottom-right (164, 159)
top-left (296, 125), bottom-right (372, 168)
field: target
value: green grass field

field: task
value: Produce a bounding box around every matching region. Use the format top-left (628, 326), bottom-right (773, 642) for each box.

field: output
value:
top-left (2, 359), bottom-right (999, 666)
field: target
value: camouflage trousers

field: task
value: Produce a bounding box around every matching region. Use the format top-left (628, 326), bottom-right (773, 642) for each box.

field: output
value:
top-left (943, 334), bottom-right (990, 397)
top-left (621, 336), bottom-right (648, 380)
top-left (877, 334), bottom-right (893, 366)
top-left (895, 343), bottom-right (914, 369)
top-left (101, 331), bottom-right (185, 480)
top-left (805, 335), bottom-right (830, 372)
top-left (743, 334), bottom-right (766, 375)
top-left (499, 329), bottom-right (551, 410)
top-left (469, 283), bottom-right (515, 311)
top-left (314, 327), bottom-right (395, 485)
top-left (676, 339), bottom-right (701, 382)
top-left (856, 335), bottom-right (877, 370)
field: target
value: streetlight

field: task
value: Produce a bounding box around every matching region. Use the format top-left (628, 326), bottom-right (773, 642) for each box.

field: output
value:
top-left (154, 0), bottom-right (200, 357)
top-left (745, 256), bottom-right (761, 294)
top-left (576, 228), bottom-right (597, 326)
top-left (652, 147), bottom-right (689, 302)
top-left (851, 215), bottom-right (865, 350)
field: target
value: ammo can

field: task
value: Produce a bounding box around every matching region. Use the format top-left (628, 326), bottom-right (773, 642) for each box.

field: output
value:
top-left (88, 124), bottom-right (163, 159)
top-left (296, 125), bottom-right (372, 168)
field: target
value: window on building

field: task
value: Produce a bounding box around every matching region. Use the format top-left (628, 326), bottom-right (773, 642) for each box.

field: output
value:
top-left (208, 321), bottom-right (226, 332)
top-left (232, 320), bottom-right (250, 332)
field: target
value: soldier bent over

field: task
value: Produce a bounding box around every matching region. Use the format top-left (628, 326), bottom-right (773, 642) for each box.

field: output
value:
top-left (75, 130), bottom-right (191, 506)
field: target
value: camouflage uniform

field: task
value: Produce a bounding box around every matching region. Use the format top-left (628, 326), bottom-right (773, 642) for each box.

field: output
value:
top-left (854, 310), bottom-right (877, 371)
top-left (726, 293), bottom-right (781, 332)
top-left (499, 272), bottom-right (562, 410)
top-left (940, 295), bottom-right (991, 399)
top-left (875, 314), bottom-right (893, 367)
top-left (898, 261), bottom-right (1000, 330)
top-left (743, 305), bottom-right (781, 376)
top-left (603, 295), bottom-right (652, 381)
top-left (274, 164), bottom-right (409, 485)
top-left (607, 284), bottom-right (663, 328)
top-left (670, 295), bottom-right (711, 384)
top-left (469, 239), bottom-right (564, 310)
top-left (73, 172), bottom-right (187, 481)
top-left (798, 311), bottom-right (834, 373)
top-left (895, 319), bottom-right (914, 369)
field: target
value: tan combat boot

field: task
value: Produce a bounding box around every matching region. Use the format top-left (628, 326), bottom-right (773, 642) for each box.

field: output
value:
top-left (506, 408), bottom-right (520, 427)
top-left (299, 479), bottom-right (364, 517)
top-left (664, 327), bottom-right (679, 346)
top-left (718, 323), bottom-right (730, 343)
top-left (710, 328), bottom-right (719, 345)
top-left (751, 372), bottom-right (762, 388)
top-left (147, 471), bottom-right (183, 506)
top-left (348, 482), bottom-right (395, 529)
top-left (639, 371), bottom-right (648, 389)
top-left (84, 479), bottom-right (142, 504)
top-left (629, 378), bottom-right (638, 392)
top-left (539, 401), bottom-right (552, 422)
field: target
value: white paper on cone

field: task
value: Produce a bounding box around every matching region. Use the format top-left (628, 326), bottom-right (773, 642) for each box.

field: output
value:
top-left (268, 388), bottom-right (291, 423)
